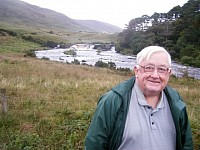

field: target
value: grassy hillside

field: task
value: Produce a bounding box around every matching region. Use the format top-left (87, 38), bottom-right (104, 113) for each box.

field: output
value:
top-left (0, 22), bottom-right (118, 55)
top-left (0, 0), bottom-right (122, 33)
top-left (75, 20), bottom-right (122, 33)
top-left (0, 54), bottom-right (199, 149)
top-left (0, 0), bottom-right (91, 32)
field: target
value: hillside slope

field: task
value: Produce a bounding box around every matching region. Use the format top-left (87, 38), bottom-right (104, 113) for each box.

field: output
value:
top-left (0, 0), bottom-right (122, 33)
top-left (75, 20), bottom-right (122, 33)
top-left (0, 0), bottom-right (90, 32)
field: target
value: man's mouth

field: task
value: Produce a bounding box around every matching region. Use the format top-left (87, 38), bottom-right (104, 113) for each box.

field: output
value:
top-left (148, 80), bottom-right (160, 83)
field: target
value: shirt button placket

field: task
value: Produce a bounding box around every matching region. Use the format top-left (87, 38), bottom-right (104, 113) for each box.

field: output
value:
top-left (150, 111), bottom-right (157, 130)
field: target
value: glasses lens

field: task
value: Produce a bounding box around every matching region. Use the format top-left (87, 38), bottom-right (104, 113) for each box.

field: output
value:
top-left (144, 66), bottom-right (155, 72)
top-left (158, 67), bottom-right (168, 74)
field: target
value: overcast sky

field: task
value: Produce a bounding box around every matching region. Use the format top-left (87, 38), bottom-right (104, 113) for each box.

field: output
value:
top-left (21, 0), bottom-right (188, 28)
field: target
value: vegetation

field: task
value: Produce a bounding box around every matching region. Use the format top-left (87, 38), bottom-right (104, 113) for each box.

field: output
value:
top-left (0, 54), bottom-right (127, 149)
top-left (64, 50), bottom-right (77, 57)
top-left (0, 22), bottom-right (118, 55)
top-left (117, 0), bottom-right (200, 67)
top-left (0, 0), bottom-right (199, 149)
top-left (95, 60), bottom-right (116, 69)
top-left (0, 55), bottom-right (199, 149)
top-left (0, 17), bottom-right (120, 149)
top-left (0, 0), bottom-right (121, 34)
top-left (0, 13), bottom-right (119, 150)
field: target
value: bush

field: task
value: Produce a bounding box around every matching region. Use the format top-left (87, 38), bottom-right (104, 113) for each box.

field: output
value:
top-left (72, 59), bottom-right (80, 65)
top-left (64, 50), bottom-right (77, 57)
top-left (108, 62), bottom-right (116, 69)
top-left (95, 61), bottom-right (116, 69)
top-left (41, 57), bottom-right (50, 60)
top-left (194, 55), bottom-right (200, 67)
top-left (181, 56), bottom-right (195, 66)
top-left (21, 35), bottom-right (43, 45)
top-left (0, 29), bottom-right (17, 36)
top-left (24, 50), bottom-right (36, 58)
top-left (44, 41), bottom-right (58, 48)
top-left (95, 61), bottom-right (108, 68)
top-left (117, 67), bottom-right (131, 72)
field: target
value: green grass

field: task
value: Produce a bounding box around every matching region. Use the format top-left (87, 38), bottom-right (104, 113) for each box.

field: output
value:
top-left (0, 54), bottom-right (199, 149)
top-left (0, 22), bottom-right (117, 48)
top-left (0, 36), bottom-right (42, 53)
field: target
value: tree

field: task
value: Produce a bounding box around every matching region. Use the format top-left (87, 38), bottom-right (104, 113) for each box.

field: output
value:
top-left (181, 56), bottom-right (195, 66)
top-left (117, 0), bottom-right (200, 67)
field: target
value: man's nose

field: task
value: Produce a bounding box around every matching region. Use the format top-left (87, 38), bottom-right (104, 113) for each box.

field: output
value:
top-left (151, 68), bottom-right (159, 77)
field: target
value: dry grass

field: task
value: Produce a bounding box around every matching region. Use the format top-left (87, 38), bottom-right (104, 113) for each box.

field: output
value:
top-left (0, 54), bottom-right (128, 149)
top-left (169, 77), bottom-right (200, 149)
top-left (0, 54), bottom-right (199, 149)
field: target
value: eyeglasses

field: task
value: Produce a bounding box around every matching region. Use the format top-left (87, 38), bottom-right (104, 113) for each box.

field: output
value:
top-left (138, 64), bottom-right (171, 75)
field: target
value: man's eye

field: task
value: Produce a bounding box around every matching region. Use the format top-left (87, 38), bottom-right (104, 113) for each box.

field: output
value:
top-left (159, 67), bottom-right (167, 71)
top-left (145, 66), bottom-right (154, 70)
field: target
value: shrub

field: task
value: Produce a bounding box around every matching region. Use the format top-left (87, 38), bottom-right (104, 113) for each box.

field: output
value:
top-left (24, 50), bottom-right (36, 58)
top-left (64, 50), bottom-right (77, 57)
top-left (108, 62), bottom-right (116, 69)
top-left (72, 59), bottom-right (80, 65)
top-left (95, 61), bottom-right (108, 68)
top-left (95, 61), bottom-right (116, 69)
top-left (44, 41), bottom-right (58, 48)
top-left (181, 56), bottom-right (195, 66)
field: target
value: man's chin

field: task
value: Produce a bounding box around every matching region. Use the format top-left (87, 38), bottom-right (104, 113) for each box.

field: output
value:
top-left (146, 86), bottom-right (162, 95)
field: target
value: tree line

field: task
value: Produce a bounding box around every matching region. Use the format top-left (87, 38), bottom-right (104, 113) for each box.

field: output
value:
top-left (116, 0), bottom-right (200, 67)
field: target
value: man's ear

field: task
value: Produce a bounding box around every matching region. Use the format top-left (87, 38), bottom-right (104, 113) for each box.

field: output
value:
top-left (134, 65), bottom-right (139, 77)
top-left (169, 68), bottom-right (173, 75)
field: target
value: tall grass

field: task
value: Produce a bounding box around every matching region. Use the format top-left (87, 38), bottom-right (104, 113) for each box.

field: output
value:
top-left (0, 54), bottom-right (199, 149)
top-left (0, 54), bottom-right (128, 149)
top-left (168, 77), bottom-right (200, 149)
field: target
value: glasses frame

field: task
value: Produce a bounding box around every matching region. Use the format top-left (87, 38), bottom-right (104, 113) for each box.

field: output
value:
top-left (138, 64), bottom-right (171, 75)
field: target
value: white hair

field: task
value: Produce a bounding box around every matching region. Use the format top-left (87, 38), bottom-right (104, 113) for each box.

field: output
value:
top-left (136, 46), bottom-right (171, 66)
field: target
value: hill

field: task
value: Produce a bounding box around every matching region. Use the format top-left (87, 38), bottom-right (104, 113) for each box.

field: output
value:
top-left (0, 0), bottom-right (122, 33)
top-left (75, 20), bottom-right (122, 33)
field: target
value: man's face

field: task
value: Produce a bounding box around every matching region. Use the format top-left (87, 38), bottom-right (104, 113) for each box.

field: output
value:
top-left (134, 52), bottom-right (171, 97)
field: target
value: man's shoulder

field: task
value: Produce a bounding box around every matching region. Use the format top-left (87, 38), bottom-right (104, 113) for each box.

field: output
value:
top-left (97, 77), bottom-right (135, 107)
top-left (164, 86), bottom-right (179, 96)
top-left (164, 86), bottom-right (186, 109)
top-left (112, 77), bottom-right (135, 96)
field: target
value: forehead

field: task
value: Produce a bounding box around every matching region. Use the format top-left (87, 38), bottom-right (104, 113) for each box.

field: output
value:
top-left (143, 52), bottom-right (169, 66)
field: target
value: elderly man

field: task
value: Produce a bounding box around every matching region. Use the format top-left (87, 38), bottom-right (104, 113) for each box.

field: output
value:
top-left (85, 46), bottom-right (193, 150)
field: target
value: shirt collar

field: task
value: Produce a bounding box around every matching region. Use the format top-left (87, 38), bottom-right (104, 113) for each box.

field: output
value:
top-left (134, 82), bottom-right (164, 109)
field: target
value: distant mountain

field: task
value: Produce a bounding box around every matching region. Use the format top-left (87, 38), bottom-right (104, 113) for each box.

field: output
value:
top-left (75, 20), bottom-right (122, 33)
top-left (0, 0), bottom-right (122, 33)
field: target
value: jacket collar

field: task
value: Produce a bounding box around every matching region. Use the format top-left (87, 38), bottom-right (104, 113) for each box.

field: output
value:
top-left (112, 77), bottom-right (135, 98)
top-left (112, 76), bottom-right (183, 106)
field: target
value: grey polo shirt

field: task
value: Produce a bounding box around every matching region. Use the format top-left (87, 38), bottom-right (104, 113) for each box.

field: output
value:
top-left (118, 83), bottom-right (176, 150)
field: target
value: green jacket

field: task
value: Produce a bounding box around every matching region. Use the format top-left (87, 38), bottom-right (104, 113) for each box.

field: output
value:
top-left (85, 77), bottom-right (193, 150)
